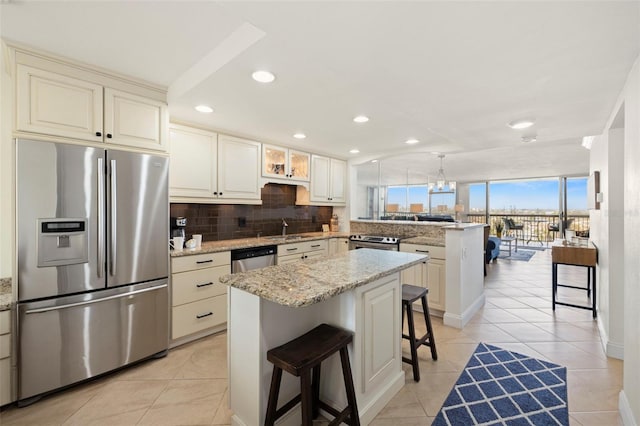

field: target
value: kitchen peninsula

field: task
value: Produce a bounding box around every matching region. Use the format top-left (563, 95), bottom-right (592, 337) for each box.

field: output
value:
top-left (351, 220), bottom-right (486, 329)
top-left (220, 249), bottom-right (427, 426)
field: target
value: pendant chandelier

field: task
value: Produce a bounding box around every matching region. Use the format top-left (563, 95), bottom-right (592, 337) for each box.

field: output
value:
top-left (428, 154), bottom-right (456, 192)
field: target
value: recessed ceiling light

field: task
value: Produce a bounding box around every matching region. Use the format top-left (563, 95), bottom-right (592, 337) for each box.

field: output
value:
top-left (293, 133), bottom-right (306, 139)
top-left (371, 159), bottom-right (378, 163)
top-left (252, 70), bottom-right (275, 83)
top-left (405, 139), bottom-right (419, 145)
top-left (353, 115), bottom-right (369, 123)
top-left (194, 105), bottom-right (213, 113)
top-left (521, 135), bottom-right (537, 143)
top-left (349, 149), bottom-right (360, 154)
top-left (508, 119), bottom-right (535, 129)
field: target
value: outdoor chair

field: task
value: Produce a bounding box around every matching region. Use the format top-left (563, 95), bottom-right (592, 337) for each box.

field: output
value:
top-left (503, 217), bottom-right (524, 239)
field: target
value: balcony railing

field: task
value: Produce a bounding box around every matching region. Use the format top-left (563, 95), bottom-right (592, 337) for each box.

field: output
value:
top-left (466, 213), bottom-right (590, 243)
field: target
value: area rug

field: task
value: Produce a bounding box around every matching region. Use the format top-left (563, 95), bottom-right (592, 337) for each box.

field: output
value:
top-left (432, 343), bottom-right (568, 426)
top-left (501, 250), bottom-right (536, 262)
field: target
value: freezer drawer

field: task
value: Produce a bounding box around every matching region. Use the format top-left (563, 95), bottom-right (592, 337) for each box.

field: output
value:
top-left (18, 281), bottom-right (168, 400)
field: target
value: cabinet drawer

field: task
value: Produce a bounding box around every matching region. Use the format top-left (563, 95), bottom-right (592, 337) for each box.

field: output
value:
top-left (0, 334), bottom-right (10, 359)
top-left (172, 266), bottom-right (228, 306)
top-left (278, 239), bottom-right (328, 256)
top-left (301, 240), bottom-right (328, 253)
top-left (278, 253), bottom-right (304, 265)
top-left (171, 252), bottom-right (230, 273)
top-left (400, 243), bottom-right (445, 260)
top-left (0, 311), bottom-right (9, 335)
top-left (0, 357), bottom-right (10, 405)
top-left (172, 295), bottom-right (227, 339)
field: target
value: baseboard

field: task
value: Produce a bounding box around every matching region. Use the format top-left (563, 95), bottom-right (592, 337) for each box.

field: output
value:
top-left (619, 390), bottom-right (638, 426)
top-left (231, 414), bottom-right (249, 426)
top-left (607, 341), bottom-right (625, 360)
top-left (596, 317), bottom-right (624, 360)
top-left (443, 294), bottom-right (486, 329)
top-left (168, 323), bottom-right (226, 349)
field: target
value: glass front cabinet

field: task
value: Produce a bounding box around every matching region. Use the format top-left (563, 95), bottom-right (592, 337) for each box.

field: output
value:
top-left (262, 144), bottom-right (310, 182)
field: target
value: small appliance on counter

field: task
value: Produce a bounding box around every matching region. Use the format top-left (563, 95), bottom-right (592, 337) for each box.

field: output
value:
top-left (170, 217), bottom-right (187, 241)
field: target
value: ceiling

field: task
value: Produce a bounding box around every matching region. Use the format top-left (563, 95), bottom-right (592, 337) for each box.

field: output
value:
top-left (1, 1), bottom-right (638, 183)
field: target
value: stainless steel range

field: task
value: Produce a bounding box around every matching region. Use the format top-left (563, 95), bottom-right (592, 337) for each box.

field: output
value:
top-left (349, 235), bottom-right (400, 251)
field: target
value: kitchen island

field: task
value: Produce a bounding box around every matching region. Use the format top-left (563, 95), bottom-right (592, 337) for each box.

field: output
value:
top-left (220, 249), bottom-right (427, 426)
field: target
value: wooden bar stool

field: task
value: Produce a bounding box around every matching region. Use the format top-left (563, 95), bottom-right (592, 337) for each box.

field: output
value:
top-left (265, 323), bottom-right (360, 426)
top-left (401, 284), bottom-right (438, 382)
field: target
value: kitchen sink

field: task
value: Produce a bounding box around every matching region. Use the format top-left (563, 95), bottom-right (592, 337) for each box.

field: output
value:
top-left (266, 235), bottom-right (304, 242)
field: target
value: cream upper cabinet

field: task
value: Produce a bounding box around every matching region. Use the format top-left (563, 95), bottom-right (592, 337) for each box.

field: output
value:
top-left (217, 135), bottom-right (261, 200)
top-left (262, 144), bottom-right (310, 182)
top-left (17, 64), bottom-right (104, 143)
top-left (104, 88), bottom-right (167, 151)
top-left (16, 61), bottom-right (167, 152)
top-left (169, 127), bottom-right (261, 202)
top-left (169, 124), bottom-right (217, 198)
top-left (309, 155), bottom-right (347, 204)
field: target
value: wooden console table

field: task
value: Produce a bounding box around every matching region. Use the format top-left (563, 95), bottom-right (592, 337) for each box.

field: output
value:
top-left (551, 241), bottom-right (597, 318)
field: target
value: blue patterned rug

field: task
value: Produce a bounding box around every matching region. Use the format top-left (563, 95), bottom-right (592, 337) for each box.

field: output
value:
top-left (433, 343), bottom-right (568, 426)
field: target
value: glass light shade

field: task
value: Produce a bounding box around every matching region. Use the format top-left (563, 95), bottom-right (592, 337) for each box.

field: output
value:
top-left (437, 179), bottom-right (445, 190)
top-left (449, 181), bottom-right (456, 191)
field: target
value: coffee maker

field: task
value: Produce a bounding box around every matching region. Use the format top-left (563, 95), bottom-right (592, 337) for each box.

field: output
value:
top-left (170, 216), bottom-right (187, 240)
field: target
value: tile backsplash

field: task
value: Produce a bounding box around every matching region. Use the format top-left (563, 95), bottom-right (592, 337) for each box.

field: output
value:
top-left (170, 184), bottom-right (333, 242)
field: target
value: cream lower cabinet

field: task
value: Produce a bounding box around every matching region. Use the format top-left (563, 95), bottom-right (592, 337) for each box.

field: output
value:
top-left (399, 243), bottom-right (446, 312)
top-left (0, 310), bottom-right (13, 405)
top-left (328, 237), bottom-right (349, 255)
top-left (16, 61), bottom-right (167, 151)
top-left (171, 252), bottom-right (230, 343)
top-left (277, 240), bottom-right (328, 264)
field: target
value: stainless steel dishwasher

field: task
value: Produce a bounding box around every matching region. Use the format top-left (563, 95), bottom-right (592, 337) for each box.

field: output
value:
top-left (231, 245), bottom-right (277, 273)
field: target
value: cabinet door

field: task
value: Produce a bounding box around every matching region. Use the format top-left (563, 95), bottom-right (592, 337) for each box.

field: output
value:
top-left (329, 158), bottom-right (347, 203)
top-left (278, 253), bottom-right (304, 265)
top-left (427, 259), bottom-right (446, 311)
top-left (104, 88), bottom-right (168, 151)
top-left (169, 125), bottom-right (217, 199)
top-left (17, 64), bottom-right (103, 142)
top-left (360, 278), bottom-right (400, 392)
top-left (218, 135), bottom-right (261, 200)
top-left (288, 150), bottom-right (310, 182)
top-left (337, 238), bottom-right (350, 253)
top-left (310, 155), bottom-right (330, 202)
top-left (262, 144), bottom-right (288, 179)
top-left (305, 250), bottom-right (326, 261)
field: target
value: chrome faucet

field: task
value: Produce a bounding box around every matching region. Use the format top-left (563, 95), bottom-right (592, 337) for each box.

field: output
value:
top-left (282, 218), bottom-right (288, 236)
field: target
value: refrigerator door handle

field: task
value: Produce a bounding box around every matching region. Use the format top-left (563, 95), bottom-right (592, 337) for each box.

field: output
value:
top-left (110, 159), bottom-right (117, 276)
top-left (24, 284), bottom-right (167, 314)
top-left (97, 157), bottom-right (105, 278)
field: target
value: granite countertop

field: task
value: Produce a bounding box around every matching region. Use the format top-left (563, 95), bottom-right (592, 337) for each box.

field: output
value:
top-left (170, 231), bottom-right (350, 257)
top-left (351, 219), bottom-right (453, 227)
top-left (401, 236), bottom-right (445, 247)
top-left (219, 249), bottom-right (427, 307)
top-left (0, 277), bottom-right (12, 311)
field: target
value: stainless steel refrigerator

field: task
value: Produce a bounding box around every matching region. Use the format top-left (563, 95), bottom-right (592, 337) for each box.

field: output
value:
top-left (16, 138), bottom-right (169, 404)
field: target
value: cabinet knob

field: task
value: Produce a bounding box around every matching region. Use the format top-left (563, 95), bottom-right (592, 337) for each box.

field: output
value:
top-left (213, 192), bottom-right (218, 195)
top-left (95, 131), bottom-right (102, 137)
top-left (106, 133), bottom-right (113, 139)
top-left (219, 192), bottom-right (223, 196)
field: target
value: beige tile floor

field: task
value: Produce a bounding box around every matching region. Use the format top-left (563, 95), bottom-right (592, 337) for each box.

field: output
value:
top-left (0, 248), bottom-right (623, 425)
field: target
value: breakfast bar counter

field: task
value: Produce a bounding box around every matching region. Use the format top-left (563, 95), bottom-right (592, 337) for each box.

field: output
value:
top-left (220, 249), bottom-right (426, 426)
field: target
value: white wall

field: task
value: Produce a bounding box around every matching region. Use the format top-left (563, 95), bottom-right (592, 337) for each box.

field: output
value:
top-left (620, 56), bottom-right (640, 426)
top-left (590, 127), bottom-right (625, 359)
top-left (597, 54), bottom-right (640, 425)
